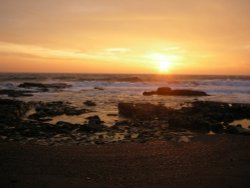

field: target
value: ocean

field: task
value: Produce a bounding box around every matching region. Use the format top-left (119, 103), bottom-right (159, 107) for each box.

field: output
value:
top-left (0, 73), bottom-right (250, 125)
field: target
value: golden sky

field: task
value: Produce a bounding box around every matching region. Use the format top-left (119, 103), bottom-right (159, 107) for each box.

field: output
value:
top-left (0, 0), bottom-right (250, 75)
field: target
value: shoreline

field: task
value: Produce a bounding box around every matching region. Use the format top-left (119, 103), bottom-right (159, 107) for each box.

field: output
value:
top-left (0, 134), bottom-right (250, 187)
top-left (1, 79), bottom-right (250, 187)
top-left (1, 98), bottom-right (250, 146)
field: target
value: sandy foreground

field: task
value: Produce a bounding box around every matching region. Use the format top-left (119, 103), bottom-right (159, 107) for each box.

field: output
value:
top-left (0, 134), bottom-right (250, 188)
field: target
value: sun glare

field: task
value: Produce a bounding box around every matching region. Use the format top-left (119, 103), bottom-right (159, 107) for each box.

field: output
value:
top-left (159, 61), bottom-right (170, 72)
top-left (147, 53), bottom-right (172, 73)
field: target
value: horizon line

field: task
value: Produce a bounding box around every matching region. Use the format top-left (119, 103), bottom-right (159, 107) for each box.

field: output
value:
top-left (0, 72), bottom-right (249, 77)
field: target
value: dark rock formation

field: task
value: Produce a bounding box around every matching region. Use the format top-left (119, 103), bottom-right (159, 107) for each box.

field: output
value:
top-left (143, 87), bottom-right (208, 96)
top-left (28, 101), bottom-right (89, 120)
top-left (1, 97), bottom-right (250, 146)
top-left (0, 99), bottom-right (32, 125)
top-left (86, 115), bottom-right (104, 125)
top-left (0, 89), bottom-right (34, 97)
top-left (76, 116), bottom-right (106, 132)
top-left (118, 103), bottom-right (172, 120)
top-left (118, 101), bottom-right (250, 134)
top-left (18, 82), bottom-right (71, 91)
top-left (156, 87), bottom-right (172, 94)
top-left (94, 87), bottom-right (104, 90)
top-left (84, 100), bottom-right (96, 106)
top-left (143, 91), bottom-right (156, 96)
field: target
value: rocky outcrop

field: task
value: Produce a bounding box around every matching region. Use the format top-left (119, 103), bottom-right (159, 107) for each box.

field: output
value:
top-left (0, 99), bottom-right (32, 125)
top-left (0, 89), bottom-right (34, 97)
top-left (86, 115), bottom-right (104, 125)
top-left (143, 87), bottom-right (208, 96)
top-left (84, 100), bottom-right (96, 106)
top-left (18, 82), bottom-right (72, 91)
top-left (118, 103), bottom-right (172, 120)
top-left (28, 101), bottom-right (89, 120)
top-left (94, 87), bottom-right (104, 90)
top-left (1, 98), bottom-right (250, 146)
top-left (118, 101), bottom-right (250, 133)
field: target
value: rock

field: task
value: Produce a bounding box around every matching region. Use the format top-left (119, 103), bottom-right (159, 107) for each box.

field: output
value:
top-left (94, 87), bottom-right (104, 90)
top-left (156, 87), bottom-right (172, 94)
top-left (167, 89), bottom-right (208, 96)
top-left (237, 127), bottom-right (250, 135)
top-left (18, 82), bottom-right (71, 91)
top-left (95, 140), bottom-right (105, 145)
top-left (0, 90), bottom-right (34, 97)
top-left (113, 120), bottom-right (130, 126)
top-left (78, 125), bottom-right (96, 132)
top-left (112, 120), bottom-right (131, 128)
top-left (143, 91), bottom-right (156, 96)
top-left (84, 100), bottom-right (96, 106)
top-left (28, 101), bottom-right (89, 120)
top-left (86, 115), bottom-right (104, 125)
top-left (64, 108), bottom-right (88, 116)
top-left (79, 124), bottom-right (105, 133)
top-left (55, 121), bottom-right (78, 131)
top-left (0, 99), bottom-right (32, 125)
top-left (236, 124), bottom-right (242, 128)
top-left (226, 125), bottom-right (241, 134)
top-left (210, 124), bottom-right (224, 133)
top-left (118, 103), bottom-right (170, 120)
top-left (118, 101), bottom-right (250, 134)
top-left (143, 87), bottom-right (208, 96)
top-left (107, 113), bottom-right (118, 116)
top-left (225, 125), bottom-right (250, 135)
top-left (77, 116), bottom-right (106, 133)
top-left (168, 116), bottom-right (211, 132)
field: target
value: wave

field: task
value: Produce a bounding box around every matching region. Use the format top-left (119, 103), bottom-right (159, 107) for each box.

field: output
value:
top-left (1, 73), bottom-right (250, 95)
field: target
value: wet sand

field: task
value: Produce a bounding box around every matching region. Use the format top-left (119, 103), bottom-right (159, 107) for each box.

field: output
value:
top-left (0, 134), bottom-right (250, 188)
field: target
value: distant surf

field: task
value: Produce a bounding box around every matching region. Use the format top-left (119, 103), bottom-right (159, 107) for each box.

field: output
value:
top-left (0, 73), bottom-right (250, 107)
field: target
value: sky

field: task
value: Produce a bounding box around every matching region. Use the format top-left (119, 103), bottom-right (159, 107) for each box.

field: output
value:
top-left (0, 0), bottom-right (250, 75)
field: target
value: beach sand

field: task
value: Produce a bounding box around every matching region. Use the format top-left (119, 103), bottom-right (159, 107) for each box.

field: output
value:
top-left (0, 134), bottom-right (250, 188)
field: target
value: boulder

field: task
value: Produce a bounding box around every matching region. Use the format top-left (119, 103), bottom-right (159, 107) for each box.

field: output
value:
top-left (118, 103), bottom-right (170, 120)
top-left (18, 82), bottom-right (71, 91)
top-left (79, 116), bottom-right (106, 132)
top-left (86, 115), bottom-right (104, 125)
top-left (167, 89), bottom-right (208, 96)
top-left (94, 87), bottom-right (104, 90)
top-left (84, 100), bottom-right (96, 106)
top-left (118, 101), bottom-right (250, 134)
top-left (0, 99), bottom-right (32, 125)
top-left (143, 91), bottom-right (156, 96)
top-left (156, 87), bottom-right (172, 94)
top-left (143, 87), bottom-right (208, 96)
top-left (0, 90), bottom-right (34, 97)
top-left (28, 101), bottom-right (89, 120)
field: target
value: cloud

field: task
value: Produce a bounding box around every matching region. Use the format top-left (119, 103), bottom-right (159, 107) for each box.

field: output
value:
top-left (0, 42), bottom-right (146, 64)
top-left (103, 48), bottom-right (130, 53)
top-left (0, 42), bottom-right (93, 59)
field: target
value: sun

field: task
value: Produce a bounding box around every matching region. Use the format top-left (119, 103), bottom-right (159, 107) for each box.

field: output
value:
top-left (158, 61), bottom-right (170, 72)
top-left (146, 53), bottom-right (172, 73)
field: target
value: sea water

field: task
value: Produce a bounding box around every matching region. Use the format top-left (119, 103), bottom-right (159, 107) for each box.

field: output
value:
top-left (0, 73), bottom-right (250, 125)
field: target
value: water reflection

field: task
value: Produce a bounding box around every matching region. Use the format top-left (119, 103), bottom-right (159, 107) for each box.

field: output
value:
top-left (230, 119), bottom-right (250, 129)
